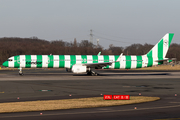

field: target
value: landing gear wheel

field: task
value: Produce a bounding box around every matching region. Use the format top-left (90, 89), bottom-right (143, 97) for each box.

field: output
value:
top-left (87, 72), bottom-right (92, 75)
top-left (92, 73), bottom-right (98, 76)
top-left (19, 68), bottom-right (23, 76)
top-left (87, 71), bottom-right (99, 76)
top-left (19, 72), bottom-right (24, 76)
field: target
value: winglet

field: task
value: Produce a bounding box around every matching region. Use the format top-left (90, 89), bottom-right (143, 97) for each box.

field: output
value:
top-left (116, 53), bottom-right (123, 62)
top-left (97, 52), bottom-right (101, 56)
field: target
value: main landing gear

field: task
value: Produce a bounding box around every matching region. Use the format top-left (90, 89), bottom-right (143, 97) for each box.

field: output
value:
top-left (19, 68), bottom-right (23, 76)
top-left (87, 70), bottom-right (99, 76)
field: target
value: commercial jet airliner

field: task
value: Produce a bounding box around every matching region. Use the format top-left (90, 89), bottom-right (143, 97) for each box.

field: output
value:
top-left (2, 33), bottom-right (174, 76)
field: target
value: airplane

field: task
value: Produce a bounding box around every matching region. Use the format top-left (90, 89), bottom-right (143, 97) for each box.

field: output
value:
top-left (2, 33), bottom-right (174, 76)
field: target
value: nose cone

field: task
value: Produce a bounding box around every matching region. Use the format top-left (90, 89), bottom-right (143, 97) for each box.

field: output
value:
top-left (2, 61), bottom-right (8, 67)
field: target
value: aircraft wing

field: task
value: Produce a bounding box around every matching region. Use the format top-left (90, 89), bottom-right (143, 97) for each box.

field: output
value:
top-left (83, 62), bottom-right (112, 68)
top-left (97, 52), bottom-right (101, 56)
top-left (82, 53), bottom-right (123, 68)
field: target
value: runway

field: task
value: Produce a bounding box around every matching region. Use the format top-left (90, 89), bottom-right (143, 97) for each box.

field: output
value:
top-left (0, 69), bottom-right (180, 120)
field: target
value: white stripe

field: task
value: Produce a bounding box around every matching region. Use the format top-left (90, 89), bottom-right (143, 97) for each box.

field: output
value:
top-left (152, 44), bottom-right (158, 58)
top-left (163, 34), bottom-right (169, 58)
top-left (9, 56), bottom-right (14, 68)
top-left (31, 55), bottom-right (37, 68)
top-left (153, 61), bottom-right (158, 66)
top-left (42, 55), bottom-right (48, 67)
top-left (131, 56), bottom-right (137, 69)
top-left (20, 55), bottom-right (25, 68)
top-left (76, 55), bottom-right (82, 64)
top-left (65, 55), bottom-right (70, 68)
top-left (87, 55), bottom-right (93, 63)
top-left (142, 56), bottom-right (148, 67)
top-left (53, 55), bottom-right (59, 68)
top-left (120, 56), bottom-right (125, 69)
top-left (109, 55), bottom-right (114, 69)
top-left (98, 55), bottom-right (104, 63)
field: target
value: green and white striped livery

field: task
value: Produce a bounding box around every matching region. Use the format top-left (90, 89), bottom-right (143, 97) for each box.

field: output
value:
top-left (3, 55), bottom-right (144, 69)
top-left (2, 33), bottom-right (174, 75)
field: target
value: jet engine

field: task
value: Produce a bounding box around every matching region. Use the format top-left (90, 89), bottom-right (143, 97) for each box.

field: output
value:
top-left (72, 64), bottom-right (87, 74)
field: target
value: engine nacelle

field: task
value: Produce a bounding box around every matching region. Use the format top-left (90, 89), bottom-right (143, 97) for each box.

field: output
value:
top-left (72, 64), bottom-right (87, 74)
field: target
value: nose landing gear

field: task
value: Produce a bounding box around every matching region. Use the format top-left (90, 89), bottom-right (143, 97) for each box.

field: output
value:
top-left (19, 68), bottom-right (23, 76)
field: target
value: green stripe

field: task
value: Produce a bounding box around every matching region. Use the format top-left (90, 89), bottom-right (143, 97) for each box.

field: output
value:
top-left (136, 56), bottom-right (142, 68)
top-left (81, 55), bottom-right (87, 64)
top-left (158, 61), bottom-right (163, 65)
top-left (147, 50), bottom-right (152, 57)
top-left (114, 55), bottom-right (120, 69)
top-left (169, 33), bottom-right (174, 47)
top-left (37, 55), bottom-right (42, 68)
top-left (25, 55), bottom-right (31, 68)
top-left (59, 55), bottom-right (65, 68)
top-left (70, 55), bottom-right (76, 68)
top-left (92, 55), bottom-right (98, 63)
top-left (14, 55), bottom-right (20, 68)
top-left (158, 39), bottom-right (163, 59)
top-left (147, 57), bottom-right (153, 67)
top-left (3, 61), bottom-right (8, 67)
top-left (103, 55), bottom-right (109, 69)
top-left (168, 60), bottom-right (172, 63)
top-left (48, 55), bottom-right (54, 68)
top-left (125, 56), bottom-right (131, 69)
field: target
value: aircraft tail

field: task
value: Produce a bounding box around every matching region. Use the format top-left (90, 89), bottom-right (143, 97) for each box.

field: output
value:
top-left (146, 33), bottom-right (174, 59)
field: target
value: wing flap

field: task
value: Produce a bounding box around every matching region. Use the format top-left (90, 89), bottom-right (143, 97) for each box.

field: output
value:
top-left (83, 62), bottom-right (112, 68)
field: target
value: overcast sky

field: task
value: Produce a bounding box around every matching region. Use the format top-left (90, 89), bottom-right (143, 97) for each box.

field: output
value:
top-left (0, 0), bottom-right (179, 48)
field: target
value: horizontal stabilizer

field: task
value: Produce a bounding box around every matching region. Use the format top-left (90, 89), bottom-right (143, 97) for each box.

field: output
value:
top-left (155, 58), bottom-right (176, 62)
top-left (97, 52), bottom-right (101, 56)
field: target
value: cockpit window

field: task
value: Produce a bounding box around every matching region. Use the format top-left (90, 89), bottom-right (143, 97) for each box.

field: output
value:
top-left (7, 59), bottom-right (13, 61)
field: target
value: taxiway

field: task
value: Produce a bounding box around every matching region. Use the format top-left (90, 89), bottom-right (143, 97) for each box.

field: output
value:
top-left (0, 69), bottom-right (180, 120)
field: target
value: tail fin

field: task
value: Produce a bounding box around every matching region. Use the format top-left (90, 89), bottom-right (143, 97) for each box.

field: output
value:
top-left (146, 33), bottom-right (174, 58)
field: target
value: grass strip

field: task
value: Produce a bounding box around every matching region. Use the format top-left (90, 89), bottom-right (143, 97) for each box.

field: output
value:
top-left (0, 96), bottom-right (160, 113)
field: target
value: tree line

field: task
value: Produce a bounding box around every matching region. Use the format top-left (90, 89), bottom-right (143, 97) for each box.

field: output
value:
top-left (0, 37), bottom-right (179, 64)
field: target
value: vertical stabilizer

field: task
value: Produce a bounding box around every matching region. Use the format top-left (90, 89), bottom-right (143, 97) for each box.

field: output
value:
top-left (146, 33), bottom-right (174, 59)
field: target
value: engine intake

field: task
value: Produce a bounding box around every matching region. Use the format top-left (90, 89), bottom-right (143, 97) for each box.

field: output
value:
top-left (72, 64), bottom-right (87, 74)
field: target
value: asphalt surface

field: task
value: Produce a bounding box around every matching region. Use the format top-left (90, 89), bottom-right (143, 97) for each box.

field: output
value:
top-left (0, 69), bottom-right (180, 120)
